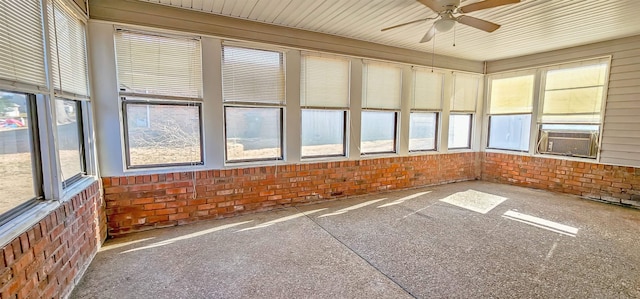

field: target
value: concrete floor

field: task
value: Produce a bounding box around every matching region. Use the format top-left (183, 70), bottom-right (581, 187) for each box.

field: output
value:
top-left (72, 181), bottom-right (640, 298)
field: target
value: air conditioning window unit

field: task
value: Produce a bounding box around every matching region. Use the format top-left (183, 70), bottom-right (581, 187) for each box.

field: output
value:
top-left (538, 129), bottom-right (598, 158)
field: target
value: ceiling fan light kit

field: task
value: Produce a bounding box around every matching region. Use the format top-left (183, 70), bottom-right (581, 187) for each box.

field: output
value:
top-left (382, 0), bottom-right (521, 42)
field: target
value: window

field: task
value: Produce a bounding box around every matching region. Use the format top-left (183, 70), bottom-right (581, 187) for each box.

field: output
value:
top-left (449, 73), bottom-right (480, 149)
top-left (124, 101), bottom-right (202, 167)
top-left (410, 68), bottom-right (443, 151)
top-left (115, 29), bottom-right (204, 168)
top-left (222, 45), bottom-right (285, 162)
top-left (487, 73), bottom-right (534, 151)
top-left (48, 0), bottom-right (90, 186)
top-left (0, 91), bottom-right (42, 214)
top-left (300, 53), bottom-right (350, 157)
top-left (55, 99), bottom-right (85, 186)
top-left (537, 59), bottom-right (608, 158)
top-left (448, 114), bottom-right (472, 149)
top-left (361, 62), bottom-right (401, 154)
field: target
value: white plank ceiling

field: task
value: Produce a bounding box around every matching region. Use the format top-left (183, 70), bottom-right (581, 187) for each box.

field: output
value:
top-left (138, 0), bottom-right (640, 61)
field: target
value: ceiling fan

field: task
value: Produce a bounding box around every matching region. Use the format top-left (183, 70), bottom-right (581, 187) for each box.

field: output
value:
top-left (381, 0), bottom-right (521, 43)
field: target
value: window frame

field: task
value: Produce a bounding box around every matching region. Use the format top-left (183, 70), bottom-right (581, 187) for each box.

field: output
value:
top-left (221, 43), bottom-right (287, 163)
top-left (408, 111), bottom-right (439, 152)
top-left (360, 109), bottom-right (399, 155)
top-left (223, 105), bottom-right (284, 163)
top-left (300, 108), bottom-right (348, 159)
top-left (121, 98), bottom-right (204, 169)
top-left (55, 98), bottom-right (87, 188)
top-left (485, 71), bottom-right (536, 152)
top-left (448, 113), bottom-right (473, 150)
top-left (534, 58), bottom-right (610, 160)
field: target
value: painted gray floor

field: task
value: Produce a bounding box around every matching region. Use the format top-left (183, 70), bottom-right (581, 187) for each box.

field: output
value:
top-left (72, 181), bottom-right (640, 298)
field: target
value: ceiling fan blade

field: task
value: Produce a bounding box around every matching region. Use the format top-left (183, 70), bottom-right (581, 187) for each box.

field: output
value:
top-left (457, 15), bottom-right (501, 32)
top-left (419, 24), bottom-right (437, 43)
top-left (459, 0), bottom-right (520, 13)
top-left (417, 0), bottom-right (443, 13)
top-left (381, 18), bottom-right (434, 32)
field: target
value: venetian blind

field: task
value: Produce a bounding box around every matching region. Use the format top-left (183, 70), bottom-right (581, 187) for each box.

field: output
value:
top-left (115, 29), bottom-right (203, 100)
top-left (542, 59), bottom-right (608, 123)
top-left (451, 73), bottom-right (480, 112)
top-left (301, 53), bottom-right (349, 108)
top-left (222, 45), bottom-right (285, 104)
top-left (363, 62), bottom-right (402, 109)
top-left (0, 0), bottom-right (48, 92)
top-left (49, 0), bottom-right (89, 99)
top-left (489, 74), bottom-right (534, 114)
top-left (413, 68), bottom-right (443, 110)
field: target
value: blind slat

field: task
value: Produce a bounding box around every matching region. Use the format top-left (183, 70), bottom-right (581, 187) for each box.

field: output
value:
top-left (0, 0), bottom-right (48, 91)
top-left (451, 73), bottom-right (480, 112)
top-left (301, 54), bottom-right (349, 108)
top-left (489, 74), bottom-right (534, 114)
top-left (222, 45), bottom-right (284, 104)
top-left (413, 68), bottom-right (443, 110)
top-left (49, 0), bottom-right (89, 98)
top-left (115, 30), bottom-right (203, 99)
top-left (363, 62), bottom-right (402, 109)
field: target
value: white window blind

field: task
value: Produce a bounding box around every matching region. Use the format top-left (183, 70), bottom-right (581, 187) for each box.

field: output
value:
top-left (451, 73), bottom-right (480, 112)
top-left (115, 29), bottom-right (203, 100)
top-left (222, 45), bottom-right (285, 104)
top-left (0, 0), bottom-right (48, 92)
top-left (542, 59), bottom-right (608, 123)
top-left (49, 0), bottom-right (89, 99)
top-left (363, 62), bottom-right (402, 109)
top-left (301, 53), bottom-right (349, 108)
top-left (413, 68), bottom-right (443, 110)
top-left (489, 74), bottom-right (534, 114)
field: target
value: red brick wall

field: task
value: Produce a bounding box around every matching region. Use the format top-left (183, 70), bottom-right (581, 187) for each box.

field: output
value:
top-left (0, 181), bottom-right (105, 298)
top-left (103, 152), bottom-right (480, 236)
top-left (482, 152), bottom-right (640, 207)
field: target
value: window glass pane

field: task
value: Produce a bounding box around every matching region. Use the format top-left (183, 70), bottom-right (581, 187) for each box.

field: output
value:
top-left (488, 114), bottom-right (531, 151)
top-left (301, 110), bottom-right (345, 157)
top-left (363, 63), bottom-right (402, 109)
top-left (489, 75), bottom-right (534, 114)
top-left (448, 114), bottom-right (471, 149)
top-left (222, 46), bottom-right (284, 104)
top-left (226, 107), bottom-right (282, 161)
top-left (361, 111), bottom-right (396, 154)
top-left (0, 92), bottom-right (36, 213)
top-left (451, 74), bottom-right (479, 112)
top-left (409, 112), bottom-right (437, 151)
top-left (125, 102), bottom-right (202, 167)
top-left (413, 69), bottom-right (443, 110)
top-left (56, 99), bottom-right (84, 183)
top-left (301, 54), bottom-right (349, 108)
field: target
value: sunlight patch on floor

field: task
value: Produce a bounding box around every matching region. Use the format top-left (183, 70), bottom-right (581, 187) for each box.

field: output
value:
top-left (439, 189), bottom-right (507, 214)
top-left (503, 210), bottom-right (578, 237)
top-left (318, 198), bottom-right (387, 218)
top-left (238, 208), bottom-right (327, 232)
top-left (378, 191), bottom-right (431, 208)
